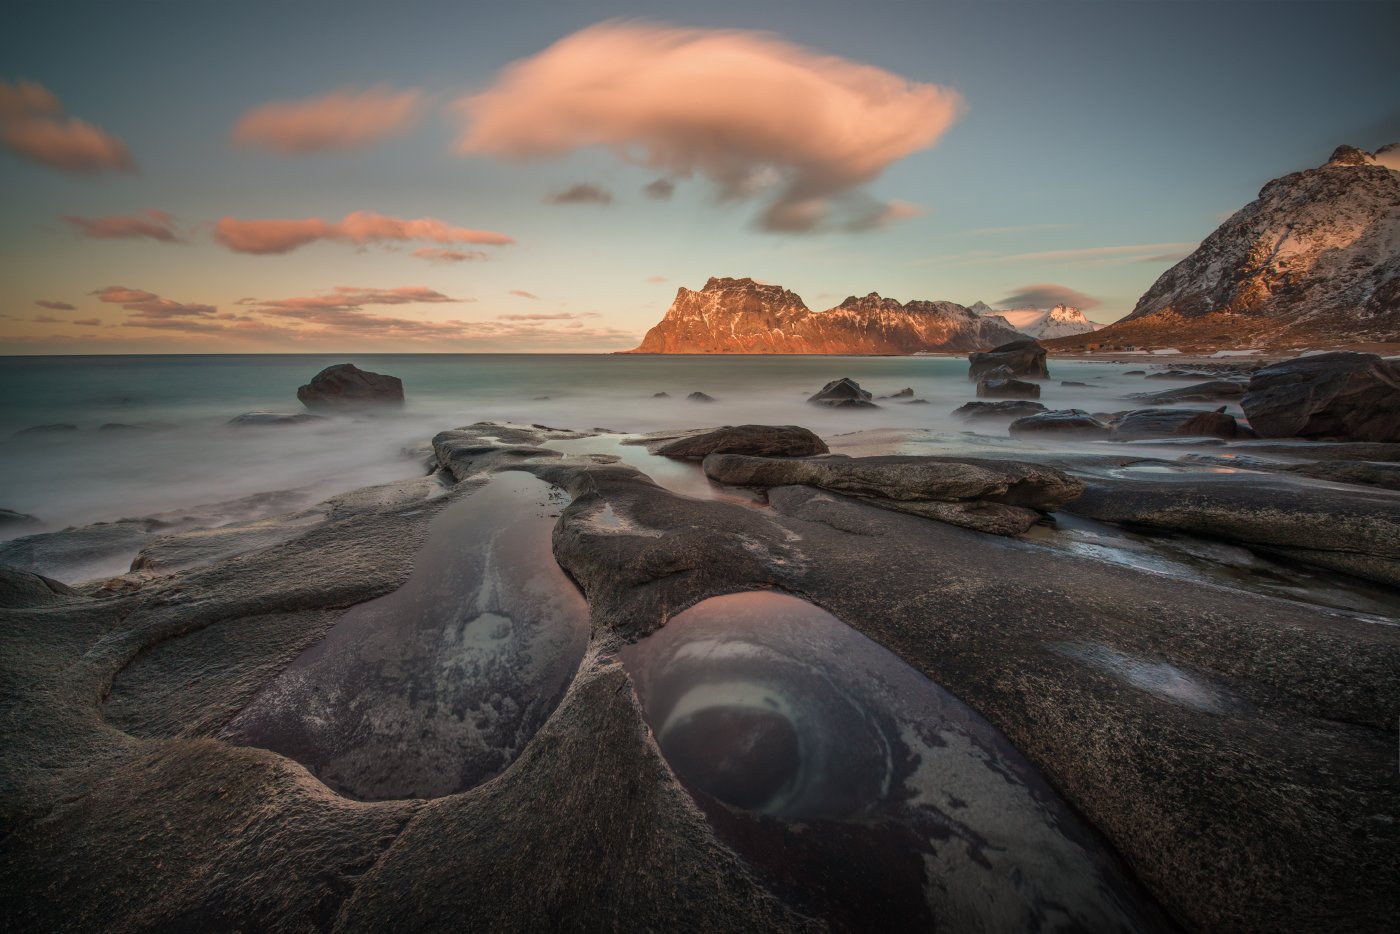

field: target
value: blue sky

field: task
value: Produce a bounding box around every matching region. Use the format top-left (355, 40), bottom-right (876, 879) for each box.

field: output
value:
top-left (2, 0), bottom-right (1397, 352)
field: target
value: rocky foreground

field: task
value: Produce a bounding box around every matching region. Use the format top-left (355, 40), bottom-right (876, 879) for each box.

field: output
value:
top-left (2, 411), bottom-right (1398, 932)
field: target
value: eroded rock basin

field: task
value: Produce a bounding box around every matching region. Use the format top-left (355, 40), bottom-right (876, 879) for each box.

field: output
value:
top-left (621, 591), bottom-right (1169, 932)
top-left (221, 471), bottom-right (589, 800)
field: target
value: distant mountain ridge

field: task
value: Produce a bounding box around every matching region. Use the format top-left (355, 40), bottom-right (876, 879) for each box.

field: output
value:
top-left (627, 277), bottom-right (1024, 354)
top-left (969, 301), bottom-right (1102, 339)
top-left (1046, 144), bottom-right (1400, 350)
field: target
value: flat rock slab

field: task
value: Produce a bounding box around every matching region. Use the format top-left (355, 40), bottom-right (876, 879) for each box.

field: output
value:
top-left (702, 453), bottom-right (1084, 511)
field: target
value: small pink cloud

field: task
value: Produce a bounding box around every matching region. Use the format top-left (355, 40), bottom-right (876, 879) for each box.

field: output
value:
top-left (73, 317), bottom-right (101, 326)
top-left (497, 312), bottom-right (576, 321)
top-left (0, 79), bottom-right (134, 175)
top-left (35, 299), bottom-right (76, 310)
top-left (232, 85), bottom-right (425, 154)
top-left (645, 275), bottom-right (668, 284)
top-left (508, 289), bottom-right (539, 299)
top-left (214, 210), bottom-right (514, 255)
top-left (63, 209), bottom-right (180, 242)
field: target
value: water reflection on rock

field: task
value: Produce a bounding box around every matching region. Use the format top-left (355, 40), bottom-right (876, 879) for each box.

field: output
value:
top-left (621, 591), bottom-right (1167, 932)
top-left (222, 472), bottom-right (589, 800)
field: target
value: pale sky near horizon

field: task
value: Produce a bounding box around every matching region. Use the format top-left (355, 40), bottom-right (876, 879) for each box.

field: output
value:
top-left (1, 0), bottom-right (1397, 353)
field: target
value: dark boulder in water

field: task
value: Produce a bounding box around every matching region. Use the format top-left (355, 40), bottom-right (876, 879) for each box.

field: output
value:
top-left (686, 391), bottom-right (716, 403)
top-left (1010, 410), bottom-right (1112, 439)
top-left (1241, 352), bottom-right (1400, 442)
top-left (1128, 380), bottom-right (1246, 404)
top-left (878, 388), bottom-right (914, 399)
top-left (968, 339), bottom-right (1049, 382)
top-left (953, 400), bottom-right (1048, 420)
top-left (1109, 407), bottom-right (1240, 441)
top-left (656, 425), bottom-right (828, 460)
top-left (976, 377), bottom-right (1041, 400)
top-left (0, 509), bottom-right (40, 529)
top-left (297, 363), bottom-right (404, 410)
top-left (808, 377), bottom-right (877, 408)
top-left (229, 412), bottom-right (329, 427)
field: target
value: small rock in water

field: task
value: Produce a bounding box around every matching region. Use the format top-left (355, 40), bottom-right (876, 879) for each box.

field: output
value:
top-left (686, 391), bottom-right (716, 403)
top-left (954, 400), bottom-right (1048, 419)
top-left (0, 508), bottom-right (41, 529)
top-left (297, 363), bottom-right (404, 410)
top-left (652, 391), bottom-right (671, 398)
top-left (228, 412), bottom-right (329, 427)
top-left (808, 377), bottom-right (878, 408)
top-left (878, 387), bottom-right (914, 399)
top-left (13, 423), bottom-right (77, 437)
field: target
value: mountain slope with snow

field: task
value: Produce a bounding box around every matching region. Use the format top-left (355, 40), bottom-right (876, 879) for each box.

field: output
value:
top-left (1047, 144), bottom-right (1400, 350)
top-left (970, 302), bottom-right (1101, 339)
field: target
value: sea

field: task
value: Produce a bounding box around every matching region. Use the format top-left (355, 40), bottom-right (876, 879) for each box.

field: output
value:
top-left (0, 352), bottom-right (1178, 542)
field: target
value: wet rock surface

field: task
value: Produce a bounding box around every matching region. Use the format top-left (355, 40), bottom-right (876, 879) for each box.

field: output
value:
top-left (1127, 380), bottom-right (1246, 404)
top-left (976, 376), bottom-right (1041, 399)
top-left (297, 363), bottom-right (404, 410)
top-left (2, 420), bottom-right (1397, 933)
top-left (1010, 409), bottom-right (1113, 438)
top-left (1242, 352), bottom-right (1400, 442)
top-left (655, 424), bottom-right (828, 460)
top-left (1109, 407), bottom-right (1241, 441)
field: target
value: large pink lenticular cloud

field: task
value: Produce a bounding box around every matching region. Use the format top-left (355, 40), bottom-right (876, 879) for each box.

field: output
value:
top-left (231, 85), bottom-right (425, 154)
top-left (454, 21), bottom-right (964, 232)
top-left (214, 210), bottom-right (515, 254)
top-left (0, 80), bottom-right (134, 175)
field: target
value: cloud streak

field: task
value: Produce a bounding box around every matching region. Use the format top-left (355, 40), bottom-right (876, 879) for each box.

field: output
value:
top-left (232, 85), bottom-right (425, 154)
top-left (35, 299), bottom-right (76, 311)
top-left (0, 79), bottom-right (134, 174)
top-left (411, 247), bottom-right (489, 263)
top-left (454, 21), bottom-right (963, 233)
top-left (213, 210), bottom-right (514, 255)
top-left (63, 209), bottom-right (181, 242)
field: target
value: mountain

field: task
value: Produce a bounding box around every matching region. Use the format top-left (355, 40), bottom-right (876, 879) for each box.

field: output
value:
top-left (970, 302), bottom-right (1101, 339)
top-left (627, 277), bottom-right (1024, 354)
top-left (1046, 144), bottom-right (1400, 351)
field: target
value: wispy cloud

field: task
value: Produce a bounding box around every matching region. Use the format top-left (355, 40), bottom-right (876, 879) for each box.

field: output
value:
top-left (454, 21), bottom-right (962, 233)
top-left (250, 286), bottom-right (461, 314)
top-left (642, 178), bottom-right (675, 200)
top-left (545, 182), bottom-right (613, 205)
top-left (35, 299), bottom-right (76, 311)
top-left (232, 85), bottom-right (425, 154)
top-left (919, 241), bottom-right (1197, 268)
top-left (966, 223), bottom-right (1073, 237)
top-left (73, 318), bottom-right (100, 326)
top-left (411, 247), bottom-right (489, 264)
top-left (63, 209), bottom-right (181, 242)
top-left (0, 79), bottom-right (134, 175)
top-left (214, 210), bottom-right (514, 255)
top-left (508, 289), bottom-right (539, 299)
top-left (645, 275), bottom-right (668, 284)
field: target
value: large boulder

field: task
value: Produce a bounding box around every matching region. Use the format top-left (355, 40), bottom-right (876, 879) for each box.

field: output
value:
top-left (977, 378), bottom-right (1041, 400)
top-left (656, 425), bottom-right (828, 460)
top-left (1241, 352), bottom-right (1400, 442)
top-left (968, 340), bottom-right (1049, 382)
top-left (1009, 410), bottom-right (1112, 439)
top-left (1109, 408), bottom-right (1241, 441)
top-left (808, 378), bottom-right (877, 408)
top-left (297, 364), bottom-right (404, 410)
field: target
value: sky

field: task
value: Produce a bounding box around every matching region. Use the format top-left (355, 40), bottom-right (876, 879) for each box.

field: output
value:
top-left (1, 0), bottom-right (1397, 354)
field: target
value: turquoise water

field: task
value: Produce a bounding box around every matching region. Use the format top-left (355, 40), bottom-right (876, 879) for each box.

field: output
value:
top-left (0, 353), bottom-right (1154, 535)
